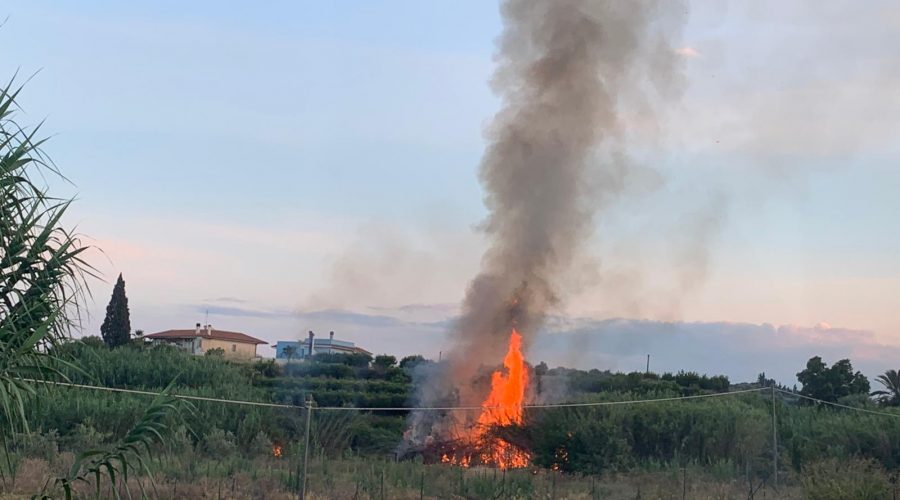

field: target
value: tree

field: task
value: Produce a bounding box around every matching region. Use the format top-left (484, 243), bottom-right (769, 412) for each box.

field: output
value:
top-left (871, 369), bottom-right (900, 406)
top-left (797, 356), bottom-right (870, 403)
top-left (534, 361), bottom-right (548, 395)
top-left (282, 345), bottom-right (297, 363)
top-left (399, 354), bottom-right (425, 370)
top-left (373, 354), bottom-right (397, 370)
top-left (100, 273), bottom-right (131, 348)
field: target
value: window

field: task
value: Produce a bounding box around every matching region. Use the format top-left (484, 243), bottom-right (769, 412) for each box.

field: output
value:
top-left (232, 344), bottom-right (236, 352)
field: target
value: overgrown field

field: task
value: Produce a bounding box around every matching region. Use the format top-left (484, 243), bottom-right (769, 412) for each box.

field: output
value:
top-left (4, 340), bottom-right (900, 498)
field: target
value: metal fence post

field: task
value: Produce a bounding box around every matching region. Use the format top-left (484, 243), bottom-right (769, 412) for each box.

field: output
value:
top-left (772, 385), bottom-right (778, 489)
top-left (301, 396), bottom-right (314, 500)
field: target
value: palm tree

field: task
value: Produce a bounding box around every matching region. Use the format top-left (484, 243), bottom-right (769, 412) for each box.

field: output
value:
top-left (871, 369), bottom-right (900, 406)
top-left (283, 344), bottom-right (297, 363)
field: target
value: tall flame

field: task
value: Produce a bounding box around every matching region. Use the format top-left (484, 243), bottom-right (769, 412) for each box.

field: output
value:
top-left (442, 329), bottom-right (531, 469)
top-left (478, 329), bottom-right (528, 427)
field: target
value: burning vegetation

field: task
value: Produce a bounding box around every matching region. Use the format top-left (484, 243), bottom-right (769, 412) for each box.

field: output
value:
top-left (438, 330), bottom-right (531, 469)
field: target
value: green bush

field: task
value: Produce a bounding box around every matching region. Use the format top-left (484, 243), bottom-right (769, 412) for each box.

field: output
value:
top-left (801, 457), bottom-right (891, 499)
top-left (246, 431), bottom-right (273, 458)
top-left (201, 427), bottom-right (237, 457)
top-left (61, 419), bottom-right (111, 452)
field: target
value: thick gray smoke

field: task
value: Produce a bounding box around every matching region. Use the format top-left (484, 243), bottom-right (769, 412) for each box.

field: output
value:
top-left (407, 0), bottom-right (685, 442)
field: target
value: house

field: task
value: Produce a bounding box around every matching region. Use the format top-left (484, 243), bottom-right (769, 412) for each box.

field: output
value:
top-left (273, 330), bottom-right (371, 362)
top-left (145, 323), bottom-right (267, 359)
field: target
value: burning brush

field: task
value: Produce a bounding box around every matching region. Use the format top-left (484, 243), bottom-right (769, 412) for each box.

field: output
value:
top-left (424, 330), bottom-right (532, 469)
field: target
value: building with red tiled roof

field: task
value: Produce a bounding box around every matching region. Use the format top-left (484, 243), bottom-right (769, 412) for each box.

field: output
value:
top-left (144, 323), bottom-right (267, 359)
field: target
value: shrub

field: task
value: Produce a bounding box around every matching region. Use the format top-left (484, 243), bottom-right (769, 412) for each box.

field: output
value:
top-left (247, 431), bottom-right (273, 458)
top-left (61, 419), bottom-right (111, 453)
top-left (15, 430), bottom-right (60, 462)
top-left (801, 457), bottom-right (891, 499)
top-left (201, 427), bottom-right (237, 457)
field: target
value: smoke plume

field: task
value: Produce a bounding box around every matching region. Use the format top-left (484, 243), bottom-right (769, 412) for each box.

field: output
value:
top-left (407, 0), bottom-right (685, 441)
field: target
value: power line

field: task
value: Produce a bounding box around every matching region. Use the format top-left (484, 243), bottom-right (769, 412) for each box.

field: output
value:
top-left (24, 379), bottom-right (301, 409)
top-left (775, 387), bottom-right (900, 419)
top-left (24, 378), bottom-right (768, 412)
top-left (317, 387), bottom-right (769, 411)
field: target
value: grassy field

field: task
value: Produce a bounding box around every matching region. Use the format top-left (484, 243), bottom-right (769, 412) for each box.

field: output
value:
top-left (2, 452), bottom-right (811, 499)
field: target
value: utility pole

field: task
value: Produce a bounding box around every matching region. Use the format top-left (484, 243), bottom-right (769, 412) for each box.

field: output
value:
top-left (646, 354), bottom-right (650, 374)
top-left (300, 396), bottom-right (314, 500)
top-left (772, 385), bottom-right (778, 490)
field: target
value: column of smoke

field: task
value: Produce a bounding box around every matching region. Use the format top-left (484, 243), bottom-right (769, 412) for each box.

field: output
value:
top-left (406, 0), bottom-right (684, 444)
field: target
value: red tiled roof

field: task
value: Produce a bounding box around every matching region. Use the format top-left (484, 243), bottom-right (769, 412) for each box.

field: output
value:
top-left (145, 329), bottom-right (267, 345)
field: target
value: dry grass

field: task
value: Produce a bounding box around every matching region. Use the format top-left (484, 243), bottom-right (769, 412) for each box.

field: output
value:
top-left (2, 454), bottom-right (807, 499)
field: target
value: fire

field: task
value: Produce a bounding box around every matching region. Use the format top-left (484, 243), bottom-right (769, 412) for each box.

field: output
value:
top-left (478, 329), bottom-right (528, 427)
top-left (442, 329), bottom-right (531, 469)
top-left (272, 444), bottom-right (283, 458)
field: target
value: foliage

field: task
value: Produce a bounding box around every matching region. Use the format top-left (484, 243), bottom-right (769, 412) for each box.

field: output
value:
top-left (205, 347), bottom-right (225, 357)
top-left (398, 355), bottom-right (425, 370)
top-left (0, 78), bottom-right (190, 499)
top-left (13, 429), bottom-right (59, 463)
top-left (61, 418), bottom-right (111, 453)
top-left (373, 354), bottom-right (397, 370)
top-left (0, 80), bottom-right (93, 436)
top-left (201, 427), bottom-right (237, 457)
top-left (246, 430), bottom-right (273, 458)
top-left (797, 356), bottom-right (870, 403)
top-left (99, 273), bottom-right (131, 348)
top-left (281, 344), bottom-right (297, 362)
top-left (15, 338), bottom-right (900, 484)
top-left (800, 457), bottom-right (892, 499)
top-left (871, 369), bottom-right (900, 406)
top-left (311, 352), bottom-right (372, 367)
top-left (47, 388), bottom-right (192, 500)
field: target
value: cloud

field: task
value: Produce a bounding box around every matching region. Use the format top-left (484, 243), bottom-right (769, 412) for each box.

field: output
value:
top-left (532, 319), bottom-right (900, 386)
top-left (295, 309), bottom-right (408, 328)
top-left (205, 297), bottom-right (250, 304)
top-left (192, 304), bottom-right (294, 319)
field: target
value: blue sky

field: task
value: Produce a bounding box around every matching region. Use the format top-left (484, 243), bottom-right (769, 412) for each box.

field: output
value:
top-left (2, 1), bottom-right (899, 384)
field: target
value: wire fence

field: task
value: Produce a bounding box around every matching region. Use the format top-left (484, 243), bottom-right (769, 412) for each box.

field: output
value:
top-left (19, 377), bottom-right (900, 499)
top-left (27, 378), bottom-right (769, 411)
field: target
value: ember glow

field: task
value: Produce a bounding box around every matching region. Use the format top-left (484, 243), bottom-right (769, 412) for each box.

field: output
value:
top-left (441, 329), bottom-right (531, 469)
top-left (272, 444), bottom-right (283, 458)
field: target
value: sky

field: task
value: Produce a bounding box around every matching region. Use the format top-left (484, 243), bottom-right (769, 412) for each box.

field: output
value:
top-left (2, 1), bottom-right (899, 385)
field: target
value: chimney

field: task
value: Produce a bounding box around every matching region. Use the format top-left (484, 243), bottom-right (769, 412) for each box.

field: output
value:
top-left (329, 331), bottom-right (334, 341)
top-left (308, 330), bottom-right (315, 358)
top-left (195, 323), bottom-right (201, 334)
top-left (206, 324), bottom-right (212, 336)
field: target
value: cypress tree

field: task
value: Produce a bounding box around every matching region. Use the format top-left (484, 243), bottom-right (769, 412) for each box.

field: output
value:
top-left (100, 273), bottom-right (131, 348)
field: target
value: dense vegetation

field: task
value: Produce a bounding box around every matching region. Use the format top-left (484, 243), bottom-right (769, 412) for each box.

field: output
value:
top-left (12, 340), bottom-right (900, 481)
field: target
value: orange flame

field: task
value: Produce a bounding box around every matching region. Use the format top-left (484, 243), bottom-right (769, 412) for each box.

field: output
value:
top-left (478, 329), bottom-right (528, 427)
top-left (272, 444), bottom-right (283, 458)
top-left (443, 329), bottom-right (531, 469)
